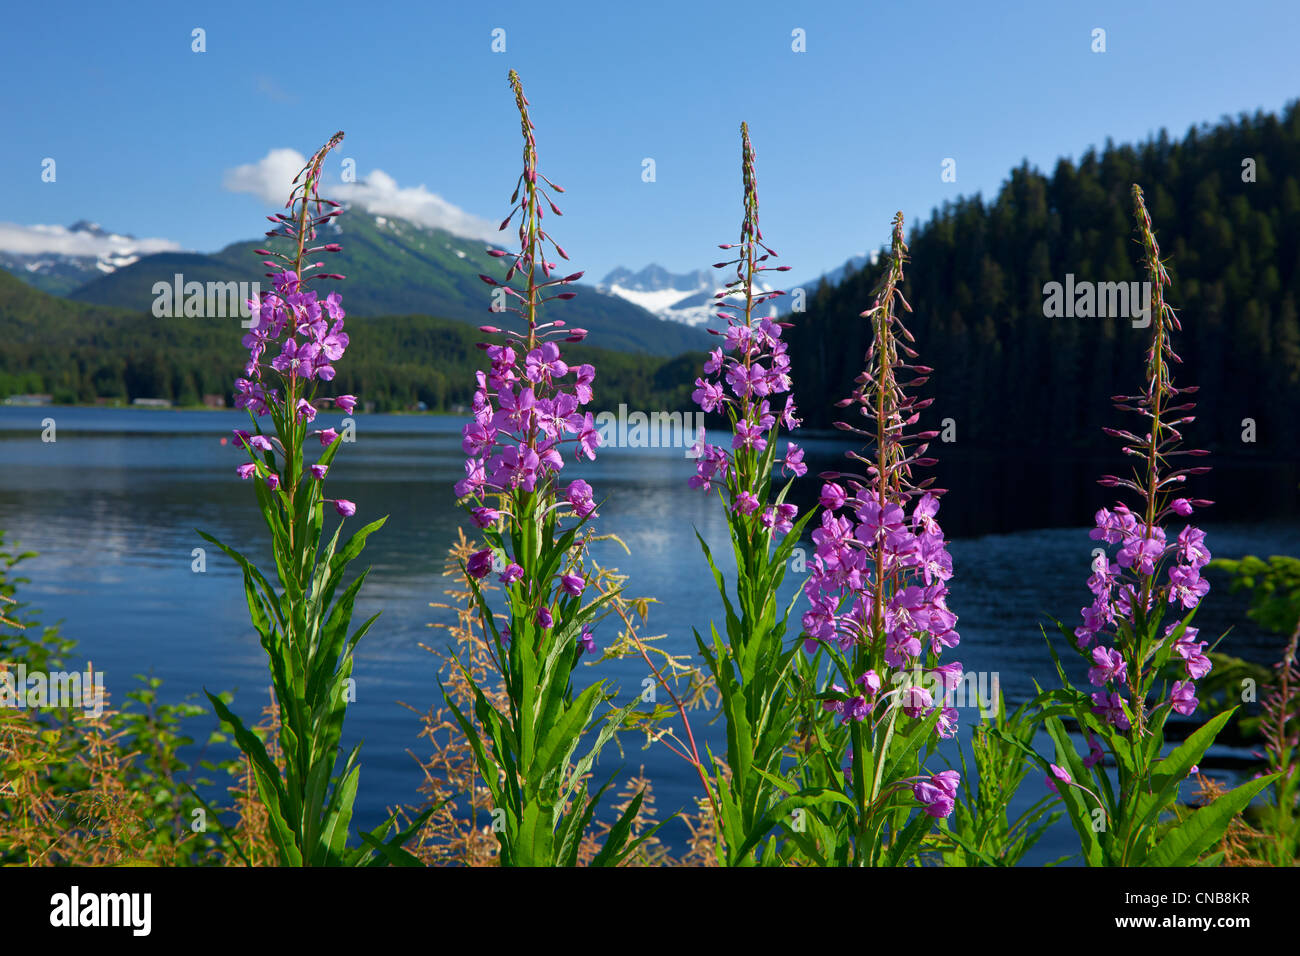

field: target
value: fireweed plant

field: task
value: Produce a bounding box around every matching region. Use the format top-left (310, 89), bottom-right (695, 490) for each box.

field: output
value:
top-left (198, 134), bottom-right (426, 866)
top-left (448, 71), bottom-right (650, 868)
top-left (686, 122), bottom-right (813, 867)
top-left (787, 214), bottom-right (964, 867)
top-left (1023, 185), bottom-right (1277, 866)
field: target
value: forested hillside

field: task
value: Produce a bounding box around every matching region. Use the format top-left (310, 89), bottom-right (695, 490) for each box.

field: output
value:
top-left (0, 269), bottom-right (700, 413)
top-left (787, 102), bottom-right (1300, 457)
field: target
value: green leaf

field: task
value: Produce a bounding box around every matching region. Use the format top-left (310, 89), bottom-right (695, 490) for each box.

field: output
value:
top-left (1146, 774), bottom-right (1277, 866)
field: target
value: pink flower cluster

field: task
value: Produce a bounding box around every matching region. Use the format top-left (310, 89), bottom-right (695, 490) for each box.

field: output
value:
top-left (454, 336), bottom-right (600, 503)
top-left (803, 490), bottom-right (962, 739)
top-left (234, 270), bottom-right (350, 415)
top-left (230, 269), bottom-right (357, 518)
top-left (1077, 501), bottom-right (1214, 724)
top-left (689, 319), bottom-right (804, 528)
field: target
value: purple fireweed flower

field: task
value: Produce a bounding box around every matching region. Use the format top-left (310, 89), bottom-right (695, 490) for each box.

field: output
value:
top-left (823, 684), bottom-right (848, 716)
top-left (1116, 528), bottom-right (1166, 576)
top-left (333, 499), bottom-right (356, 518)
top-left (1176, 526), bottom-right (1211, 568)
top-left (573, 365), bottom-right (595, 404)
top-left (524, 342), bottom-right (568, 383)
top-left (564, 480), bottom-right (596, 518)
top-left (732, 418), bottom-right (767, 452)
top-left (912, 770), bottom-right (960, 818)
top-left (578, 624), bottom-right (596, 655)
top-left (1088, 646), bottom-right (1128, 687)
top-left (537, 607), bottom-right (554, 630)
top-left (236, 462), bottom-right (257, 480)
top-left (1045, 763), bottom-right (1073, 795)
top-left (335, 394), bottom-right (357, 414)
top-left (1091, 691), bottom-right (1131, 731)
top-left (500, 563), bottom-right (524, 585)
top-left (801, 222), bottom-right (961, 788)
top-left (467, 550), bottom-right (494, 580)
top-left (1167, 564), bottom-right (1210, 610)
top-left (470, 506), bottom-right (500, 529)
top-left (316, 428), bottom-right (339, 447)
top-left (900, 683), bottom-right (935, 718)
top-left (1171, 626), bottom-right (1212, 680)
top-left (781, 442), bottom-right (807, 477)
top-left (559, 572), bottom-right (585, 598)
top-left (841, 695), bottom-right (869, 723)
top-left (575, 414), bottom-right (600, 461)
top-left (1083, 733), bottom-right (1105, 769)
top-left (734, 492), bottom-right (760, 516)
top-left (230, 177), bottom-right (356, 510)
top-left (819, 482), bottom-right (846, 510)
top-left (1170, 680), bottom-right (1198, 716)
top-left (760, 502), bottom-right (797, 535)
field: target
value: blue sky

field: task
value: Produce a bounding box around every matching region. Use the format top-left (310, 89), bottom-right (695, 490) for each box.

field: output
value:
top-left (1, 0), bottom-right (1296, 283)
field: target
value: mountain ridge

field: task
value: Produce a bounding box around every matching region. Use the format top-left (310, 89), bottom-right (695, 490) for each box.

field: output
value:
top-left (58, 209), bottom-right (709, 356)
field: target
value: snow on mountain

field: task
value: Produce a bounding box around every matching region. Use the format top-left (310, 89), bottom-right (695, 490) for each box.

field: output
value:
top-left (600, 254), bottom-right (878, 326)
top-left (0, 220), bottom-right (180, 295)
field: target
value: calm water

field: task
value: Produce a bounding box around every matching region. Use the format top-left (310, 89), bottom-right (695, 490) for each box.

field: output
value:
top-left (1, 405), bottom-right (1295, 864)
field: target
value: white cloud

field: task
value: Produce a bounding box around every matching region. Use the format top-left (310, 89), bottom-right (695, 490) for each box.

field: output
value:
top-left (222, 149), bottom-right (498, 242)
top-left (334, 169), bottom-right (498, 242)
top-left (222, 148), bottom-right (307, 206)
top-left (0, 223), bottom-right (180, 257)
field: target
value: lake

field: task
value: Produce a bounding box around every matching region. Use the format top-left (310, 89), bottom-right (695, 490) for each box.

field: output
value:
top-left (1, 405), bottom-right (1294, 864)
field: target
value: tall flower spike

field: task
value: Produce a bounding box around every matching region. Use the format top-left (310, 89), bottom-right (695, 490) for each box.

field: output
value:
top-left (448, 73), bottom-right (641, 867)
top-left (1076, 185), bottom-right (1215, 735)
top-left (1030, 187), bottom-right (1268, 869)
top-left (458, 72), bottom-right (597, 511)
top-left (799, 213), bottom-right (963, 851)
top-left (684, 122), bottom-right (812, 866)
top-left (200, 132), bottom-right (412, 866)
top-left (232, 132), bottom-right (355, 501)
top-left (689, 122), bottom-right (799, 506)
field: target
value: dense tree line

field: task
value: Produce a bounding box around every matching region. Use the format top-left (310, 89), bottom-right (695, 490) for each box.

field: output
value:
top-left (0, 271), bottom-right (700, 414)
top-left (786, 102), bottom-right (1300, 459)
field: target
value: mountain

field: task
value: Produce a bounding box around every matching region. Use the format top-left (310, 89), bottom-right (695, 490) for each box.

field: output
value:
top-left (65, 210), bottom-right (709, 356)
top-left (601, 253), bottom-right (877, 327)
top-left (597, 264), bottom-right (713, 316)
top-left (0, 221), bottom-right (156, 296)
